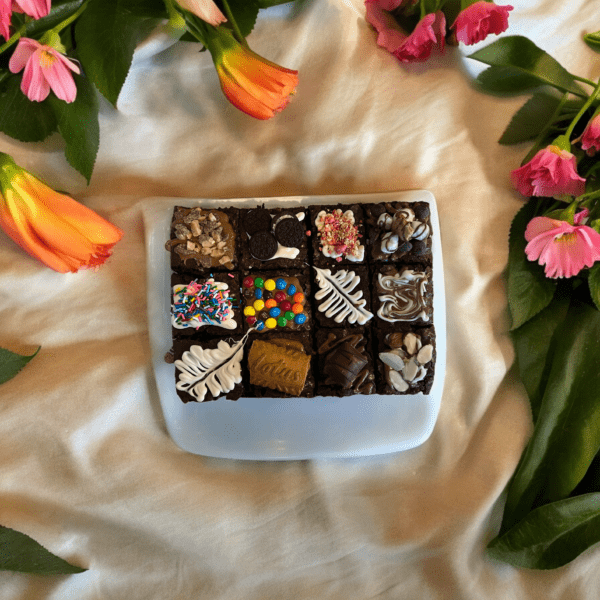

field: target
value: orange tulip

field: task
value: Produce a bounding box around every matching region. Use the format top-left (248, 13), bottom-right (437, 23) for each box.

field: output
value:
top-left (0, 153), bottom-right (123, 273)
top-left (205, 27), bottom-right (298, 120)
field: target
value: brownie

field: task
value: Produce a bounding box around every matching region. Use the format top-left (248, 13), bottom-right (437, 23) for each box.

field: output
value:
top-left (170, 272), bottom-right (243, 339)
top-left (166, 206), bottom-right (239, 275)
top-left (173, 335), bottom-right (247, 403)
top-left (311, 264), bottom-right (374, 328)
top-left (247, 331), bottom-right (315, 398)
top-left (363, 201), bottom-right (432, 265)
top-left (240, 270), bottom-right (312, 335)
top-left (309, 204), bottom-right (367, 267)
top-left (371, 264), bottom-right (433, 328)
top-left (315, 327), bottom-right (375, 397)
top-left (239, 206), bottom-right (310, 271)
top-left (374, 327), bottom-right (436, 395)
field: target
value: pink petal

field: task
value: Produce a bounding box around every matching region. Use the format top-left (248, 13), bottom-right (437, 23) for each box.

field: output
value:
top-left (452, 1), bottom-right (513, 45)
top-left (0, 0), bottom-right (11, 41)
top-left (55, 50), bottom-right (80, 74)
top-left (21, 50), bottom-right (50, 101)
top-left (365, 1), bottom-right (407, 53)
top-left (14, 0), bottom-right (50, 19)
top-left (573, 208), bottom-right (589, 225)
top-left (45, 59), bottom-right (78, 102)
top-left (393, 12), bottom-right (446, 63)
top-left (581, 114), bottom-right (600, 152)
top-left (365, 0), bottom-right (405, 10)
top-left (8, 37), bottom-right (39, 73)
top-left (524, 216), bottom-right (564, 241)
top-left (175, 0), bottom-right (226, 27)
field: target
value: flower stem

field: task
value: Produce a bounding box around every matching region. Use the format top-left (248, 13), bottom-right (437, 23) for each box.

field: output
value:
top-left (52, 0), bottom-right (90, 34)
top-left (0, 24), bottom-right (26, 55)
top-left (573, 75), bottom-right (597, 87)
top-left (220, 0), bottom-right (248, 48)
top-left (565, 78), bottom-right (600, 140)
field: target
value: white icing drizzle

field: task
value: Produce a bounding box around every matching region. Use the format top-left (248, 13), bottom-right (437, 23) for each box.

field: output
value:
top-left (256, 212), bottom-right (305, 261)
top-left (171, 281), bottom-right (237, 330)
top-left (313, 267), bottom-right (373, 325)
top-left (175, 333), bottom-right (250, 401)
top-left (376, 269), bottom-right (430, 322)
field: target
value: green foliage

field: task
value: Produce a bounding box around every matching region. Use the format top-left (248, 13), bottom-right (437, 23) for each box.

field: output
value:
top-left (584, 31), bottom-right (600, 54)
top-left (588, 263), bottom-right (600, 311)
top-left (0, 526), bottom-right (86, 574)
top-left (468, 36), bottom-right (587, 97)
top-left (507, 199), bottom-right (557, 330)
top-left (74, 0), bottom-right (161, 106)
top-left (474, 66), bottom-right (541, 96)
top-left (220, 0), bottom-right (260, 39)
top-left (48, 74), bottom-right (100, 183)
top-left (0, 347), bottom-right (40, 384)
top-left (24, 0), bottom-right (85, 38)
top-left (488, 493), bottom-right (600, 569)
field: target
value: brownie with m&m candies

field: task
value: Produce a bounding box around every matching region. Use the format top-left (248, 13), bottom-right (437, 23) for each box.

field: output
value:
top-left (170, 272), bottom-right (243, 338)
top-left (240, 271), bottom-right (311, 334)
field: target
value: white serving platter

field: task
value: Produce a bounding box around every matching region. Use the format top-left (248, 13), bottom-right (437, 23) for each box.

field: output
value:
top-left (143, 191), bottom-right (446, 460)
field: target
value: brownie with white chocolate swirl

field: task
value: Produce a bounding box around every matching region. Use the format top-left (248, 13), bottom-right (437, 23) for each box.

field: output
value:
top-left (364, 202), bottom-right (432, 265)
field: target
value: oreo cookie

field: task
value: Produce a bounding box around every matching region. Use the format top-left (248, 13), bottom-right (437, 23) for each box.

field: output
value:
top-left (243, 208), bottom-right (272, 235)
top-left (274, 216), bottom-right (304, 249)
top-left (249, 231), bottom-right (278, 260)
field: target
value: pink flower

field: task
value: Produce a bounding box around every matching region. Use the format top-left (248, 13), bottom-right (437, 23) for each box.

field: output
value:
top-left (451, 1), bottom-right (513, 45)
top-left (175, 0), bottom-right (226, 27)
top-left (524, 210), bottom-right (600, 278)
top-left (511, 145), bottom-right (586, 198)
top-left (365, 1), bottom-right (445, 62)
top-left (9, 37), bottom-right (80, 103)
top-left (581, 112), bottom-right (600, 156)
top-left (0, 0), bottom-right (51, 41)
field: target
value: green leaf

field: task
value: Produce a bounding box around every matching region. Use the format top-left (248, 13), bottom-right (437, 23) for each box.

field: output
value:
top-left (24, 0), bottom-right (85, 39)
top-left (584, 31), bottom-right (600, 54)
top-left (49, 74), bottom-right (99, 183)
top-left (507, 199), bottom-right (557, 330)
top-left (222, 0), bottom-right (260, 38)
top-left (511, 286), bottom-right (570, 423)
top-left (571, 449), bottom-right (600, 496)
top-left (0, 76), bottom-right (57, 142)
top-left (488, 493), bottom-right (600, 569)
top-left (74, 0), bottom-right (160, 106)
top-left (255, 0), bottom-right (294, 6)
top-left (468, 36), bottom-right (587, 97)
top-left (499, 91), bottom-right (571, 145)
top-left (0, 526), bottom-right (86, 574)
top-left (123, 0), bottom-right (169, 19)
top-left (0, 346), bottom-right (40, 385)
top-left (501, 300), bottom-right (600, 532)
top-left (589, 263), bottom-right (600, 311)
top-left (474, 65), bottom-right (542, 96)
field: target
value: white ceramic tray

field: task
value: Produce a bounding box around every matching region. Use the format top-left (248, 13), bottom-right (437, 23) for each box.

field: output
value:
top-left (143, 191), bottom-right (446, 460)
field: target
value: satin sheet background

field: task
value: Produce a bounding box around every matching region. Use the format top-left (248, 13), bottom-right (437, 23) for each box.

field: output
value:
top-left (1, 0), bottom-right (599, 597)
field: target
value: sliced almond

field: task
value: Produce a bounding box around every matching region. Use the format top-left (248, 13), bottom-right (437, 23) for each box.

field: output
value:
top-left (388, 370), bottom-right (409, 392)
top-left (417, 344), bottom-right (433, 364)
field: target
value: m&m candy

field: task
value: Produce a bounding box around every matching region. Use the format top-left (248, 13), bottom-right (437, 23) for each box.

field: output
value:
top-left (265, 318), bottom-right (277, 329)
top-left (274, 291), bottom-right (286, 303)
top-left (275, 278), bottom-right (287, 290)
top-left (292, 303), bottom-right (303, 315)
top-left (246, 315), bottom-right (257, 325)
top-left (243, 276), bottom-right (254, 288)
top-left (243, 306), bottom-right (256, 317)
top-left (253, 299), bottom-right (265, 311)
top-left (285, 310), bottom-right (295, 321)
top-left (277, 316), bottom-right (288, 327)
top-left (254, 288), bottom-right (263, 299)
top-left (254, 277), bottom-right (264, 288)
top-left (265, 298), bottom-right (277, 309)
top-left (264, 279), bottom-right (276, 291)
top-left (269, 307), bottom-right (281, 318)
top-left (293, 292), bottom-right (304, 304)
top-left (280, 300), bottom-right (292, 312)
top-left (287, 284), bottom-right (297, 295)
top-left (256, 320), bottom-right (265, 331)
top-left (294, 313), bottom-right (306, 325)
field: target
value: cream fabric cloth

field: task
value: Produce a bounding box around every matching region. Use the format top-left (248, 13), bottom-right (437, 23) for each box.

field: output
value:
top-left (2, 0), bottom-right (600, 597)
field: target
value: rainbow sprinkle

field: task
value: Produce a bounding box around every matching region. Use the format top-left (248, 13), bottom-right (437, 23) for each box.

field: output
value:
top-left (173, 279), bottom-right (232, 329)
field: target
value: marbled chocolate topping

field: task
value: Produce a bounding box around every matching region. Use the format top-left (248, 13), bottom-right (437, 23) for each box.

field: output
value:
top-left (376, 267), bottom-right (431, 323)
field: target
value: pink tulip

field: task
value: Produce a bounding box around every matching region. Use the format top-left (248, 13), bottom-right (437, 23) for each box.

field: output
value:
top-left (0, 0), bottom-right (50, 41)
top-left (524, 209), bottom-right (600, 278)
top-left (451, 1), bottom-right (513, 46)
top-left (175, 0), bottom-right (226, 27)
top-left (511, 145), bottom-right (586, 198)
top-left (581, 112), bottom-right (600, 156)
top-left (9, 37), bottom-right (80, 103)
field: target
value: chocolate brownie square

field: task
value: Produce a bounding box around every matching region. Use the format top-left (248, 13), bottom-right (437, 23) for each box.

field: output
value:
top-left (374, 327), bottom-right (436, 395)
top-left (371, 264), bottom-right (433, 328)
top-left (166, 206), bottom-right (239, 275)
top-left (239, 206), bottom-right (310, 271)
top-left (170, 272), bottom-right (243, 339)
top-left (240, 270), bottom-right (312, 335)
top-left (311, 264), bottom-right (374, 328)
top-left (315, 327), bottom-right (375, 397)
top-left (173, 335), bottom-right (248, 403)
top-left (247, 331), bottom-right (315, 398)
top-left (363, 201), bottom-right (432, 265)
top-left (309, 204), bottom-right (367, 268)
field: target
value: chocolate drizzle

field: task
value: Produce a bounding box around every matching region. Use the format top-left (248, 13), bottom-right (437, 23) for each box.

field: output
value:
top-left (376, 267), bottom-right (431, 323)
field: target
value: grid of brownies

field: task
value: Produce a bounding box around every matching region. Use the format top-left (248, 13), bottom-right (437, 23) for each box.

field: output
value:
top-left (165, 202), bottom-right (436, 403)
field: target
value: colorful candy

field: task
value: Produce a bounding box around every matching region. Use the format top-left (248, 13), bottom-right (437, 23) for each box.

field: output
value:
top-left (264, 279), bottom-right (276, 291)
top-left (243, 306), bottom-right (256, 317)
top-left (265, 318), bottom-right (277, 329)
top-left (275, 278), bottom-right (287, 290)
top-left (292, 303), bottom-right (303, 315)
top-left (253, 299), bottom-right (265, 311)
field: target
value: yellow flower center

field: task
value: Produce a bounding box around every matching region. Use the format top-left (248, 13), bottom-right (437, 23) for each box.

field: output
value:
top-left (39, 50), bottom-right (57, 69)
top-left (555, 231), bottom-right (577, 246)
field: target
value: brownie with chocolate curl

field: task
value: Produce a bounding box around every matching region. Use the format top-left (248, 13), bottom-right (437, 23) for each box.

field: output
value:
top-left (374, 327), bottom-right (436, 395)
top-left (315, 327), bottom-right (375, 397)
top-left (247, 331), bottom-right (315, 398)
top-left (170, 272), bottom-right (243, 339)
top-left (173, 335), bottom-right (248, 403)
top-left (309, 204), bottom-right (367, 268)
top-left (239, 206), bottom-right (310, 271)
top-left (166, 206), bottom-right (238, 275)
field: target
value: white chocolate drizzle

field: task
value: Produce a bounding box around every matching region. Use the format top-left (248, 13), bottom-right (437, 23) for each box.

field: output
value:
top-left (376, 269), bottom-right (430, 322)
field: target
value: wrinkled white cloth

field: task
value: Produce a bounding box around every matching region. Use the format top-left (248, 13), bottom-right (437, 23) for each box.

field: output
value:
top-left (2, 0), bottom-right (600, 598)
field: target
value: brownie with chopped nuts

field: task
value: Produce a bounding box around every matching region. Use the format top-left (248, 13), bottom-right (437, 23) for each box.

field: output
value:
top-left (173, 335), bottom-right (247, 403)
top-left (315, 327), bottom-right (375, 397)
top-left (374, 327), bottom-right (436, 395)
top-left (165, 206), bottom-right (238, 275)
top-left (309, 204), bottom-right (367, 268)
top-left (170, 272), bottom-right (243, 339)
top-left (239, 206), bottom-right (310, 271)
